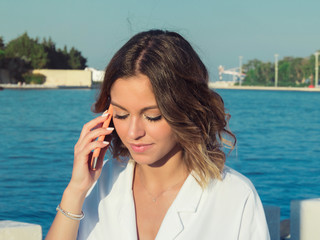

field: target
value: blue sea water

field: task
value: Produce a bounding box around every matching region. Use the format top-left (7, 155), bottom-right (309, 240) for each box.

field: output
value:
top-left (0, 89), bottom-right (319, 237)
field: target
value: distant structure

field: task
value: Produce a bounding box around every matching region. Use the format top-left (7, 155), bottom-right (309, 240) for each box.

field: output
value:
top-left (209, 65), bottom-right (246, 88)
top-left (33, 69), bottom-right (92, 87)
top-left (218, 65), bottom-right (246, 83)
top-left (85, 67), bottom-right (105, 83)
top-left (0, 68), bottom-right (105, 88)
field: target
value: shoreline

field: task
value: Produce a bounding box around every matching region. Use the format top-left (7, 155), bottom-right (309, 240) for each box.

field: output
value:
top-left (0, 83), bottom-right (92, 90)
top-left (1, 83), bottom-right (320, 92)
top-left (208, 83), bottom-right (320, 92)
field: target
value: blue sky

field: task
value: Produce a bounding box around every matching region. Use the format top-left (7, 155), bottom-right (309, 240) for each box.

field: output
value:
top-left (1, 0), bottom-right (319, 80)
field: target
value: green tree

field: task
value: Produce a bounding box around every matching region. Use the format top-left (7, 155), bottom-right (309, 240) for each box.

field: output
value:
top-left (242, 59), bottom-right (274, 86)
top-left (68, 47), bottom-right (87, 69)
top-left (41, 38), bottom-right (87, 69)
top-left (300, 57), bottom-right (313, 84)
top-left (5, 57), bottom-right (31, 83)
top-left (4, 33), bottom-right (49, 82)
top-left (0, 36), bottom-right (4, 50)
top-left (1, 33), bottom-right (88, 83)
top-left (241, 55), bottom-right (317, 87)
top-left (5, 33), bottom-right (48, 69)
top-left (0, 36), bottom-right (5, 68)
top-left (42, 38), bottom-right (68, 69)
top-left (277, 57), bottom-right (312, 86)
top-left (42, 37), bottom-right (56, 68)
top-left (303, 54), bottom-right (319, 86)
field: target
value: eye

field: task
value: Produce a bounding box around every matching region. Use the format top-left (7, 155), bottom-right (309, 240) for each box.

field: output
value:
top-left (144, 115), bottom-right (162, 122)
top-left (114, 114), bottom-right (129, 120)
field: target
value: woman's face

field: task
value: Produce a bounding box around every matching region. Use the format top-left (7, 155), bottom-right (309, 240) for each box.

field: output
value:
top-left (110, 74), bottom-right (182, 166)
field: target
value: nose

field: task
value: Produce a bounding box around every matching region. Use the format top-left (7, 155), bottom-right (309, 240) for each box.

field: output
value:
top-left (127, 116), bottom-right (145, 140)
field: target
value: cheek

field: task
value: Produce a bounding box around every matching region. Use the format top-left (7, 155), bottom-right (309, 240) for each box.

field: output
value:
top-left (149, 122), bottom-right (175, 142)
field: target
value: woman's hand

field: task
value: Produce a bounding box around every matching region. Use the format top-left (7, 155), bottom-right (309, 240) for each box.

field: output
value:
top-left (46, 114), bottom-right (114, 240)
top-left (68, 114), bottom-right (114, 196)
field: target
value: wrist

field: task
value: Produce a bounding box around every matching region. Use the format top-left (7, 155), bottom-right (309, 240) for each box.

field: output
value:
top-left (56, 204), bottom-right (85, 221)
top-left (59, 184), bottom-right (87, 215)
top-left (64, 183), bottom-right (88, 202)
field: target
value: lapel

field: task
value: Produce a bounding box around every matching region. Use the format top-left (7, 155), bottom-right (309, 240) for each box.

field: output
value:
top-left (155, 173), bottom-right (204, 240)
top-left (117, 160), bottom-right (138, 240)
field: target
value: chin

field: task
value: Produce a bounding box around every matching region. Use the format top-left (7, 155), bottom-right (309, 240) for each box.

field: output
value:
top-left (129, 153), bottom-right (159, 166)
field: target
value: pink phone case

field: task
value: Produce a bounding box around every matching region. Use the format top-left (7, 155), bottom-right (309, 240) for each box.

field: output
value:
top-left (90, 105), bottom-right (113, 170)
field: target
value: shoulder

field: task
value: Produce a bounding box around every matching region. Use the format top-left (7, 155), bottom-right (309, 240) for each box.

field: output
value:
top-left (217, 167), bottom-right (270, 239)
top-left (221, 166), bottom-right (257, 193)
top-left (205, 166), bottom-right (260, 205)
top-left (200, 167), bottom-right (270, 238)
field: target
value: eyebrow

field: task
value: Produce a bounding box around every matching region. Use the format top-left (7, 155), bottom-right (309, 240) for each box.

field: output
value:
top-left (110, 101), bottom-right (159, 113)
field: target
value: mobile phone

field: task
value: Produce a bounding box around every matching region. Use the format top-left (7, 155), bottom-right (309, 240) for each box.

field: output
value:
top-left (90, 105), bottom-right (113, 170)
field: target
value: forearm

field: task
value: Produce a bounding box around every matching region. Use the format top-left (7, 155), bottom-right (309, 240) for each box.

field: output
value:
top-left (45, 185), bottom-right (87, 240)
top-left (46, 114), bottom-right (112, 239)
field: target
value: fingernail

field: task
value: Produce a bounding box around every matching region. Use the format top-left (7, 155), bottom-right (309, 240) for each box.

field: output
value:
top-left (102, 112), bottom-right (109, 118)
top-left (106, 127), bottom-right (114, 131)
top-left (102, 141), bottom-right (109, 145)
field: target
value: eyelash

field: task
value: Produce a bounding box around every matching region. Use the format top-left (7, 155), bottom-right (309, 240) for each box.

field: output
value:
top-left (114, 114), bottom-right (162, 122)
top-left (114, 114), bottom-right (128, 120)
top-left (145, 115), bottom-right (162, 122)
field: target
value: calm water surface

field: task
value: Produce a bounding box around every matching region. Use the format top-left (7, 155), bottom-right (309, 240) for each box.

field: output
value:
top-left (0, 89), bottom-right (319, 237)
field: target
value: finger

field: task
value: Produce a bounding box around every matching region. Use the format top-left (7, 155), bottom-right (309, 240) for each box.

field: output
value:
top-left (79, 114), bottom-right (109, 141)
top-left (91, 122), bottom-right (103, 131)
top-left (75, 140), bottom-right (110, 165)
top-left (78, 113), bottom-right (110, 143)
top-left (77, 127), bottom-right (114, 153)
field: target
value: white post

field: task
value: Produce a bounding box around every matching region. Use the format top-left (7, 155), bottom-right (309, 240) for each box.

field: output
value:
top-left (274, 54), bottom-right (279, 87)
top-left (315, 52), bottom-right (319, 88)
top-left (291, 198), bottom-right (320, 240)
top-left (0, 221), bottom-right (42, 240)
top-left (239, 56), bottom-right (243, 86)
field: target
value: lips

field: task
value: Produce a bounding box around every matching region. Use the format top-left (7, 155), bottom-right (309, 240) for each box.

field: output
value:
top-left (130, 143), bottom-right (153, 153)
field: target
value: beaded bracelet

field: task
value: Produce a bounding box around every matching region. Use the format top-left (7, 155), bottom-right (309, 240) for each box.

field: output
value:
top-left (56, 204), bottom-right (85, 221)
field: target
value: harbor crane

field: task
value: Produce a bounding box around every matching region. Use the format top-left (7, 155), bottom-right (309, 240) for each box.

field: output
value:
top-left (218, 65), bottom-right (246, 84)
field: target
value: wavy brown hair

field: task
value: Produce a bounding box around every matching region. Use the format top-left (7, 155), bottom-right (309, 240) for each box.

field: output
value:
top-left (94, 29), bottom-right (236, 187)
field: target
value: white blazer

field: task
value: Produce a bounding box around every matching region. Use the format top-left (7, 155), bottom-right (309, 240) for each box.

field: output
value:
top-left (78, 159), bottom-right (270, 240)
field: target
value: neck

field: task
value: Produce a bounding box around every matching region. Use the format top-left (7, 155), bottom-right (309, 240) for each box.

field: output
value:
top-left (135, 145), bottom-right (188, 191)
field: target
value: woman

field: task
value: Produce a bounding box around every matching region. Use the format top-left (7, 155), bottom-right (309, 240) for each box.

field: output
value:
top-left (46, 30), bottom-right (270, 240)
